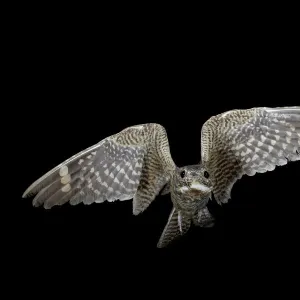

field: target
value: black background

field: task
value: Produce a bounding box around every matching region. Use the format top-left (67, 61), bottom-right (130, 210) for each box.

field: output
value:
top-left (9, 4), bottom-right (299, 285)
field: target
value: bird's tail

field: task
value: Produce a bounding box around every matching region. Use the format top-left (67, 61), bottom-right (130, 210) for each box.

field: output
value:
top-left (157, 207), bottom-right (191, 248)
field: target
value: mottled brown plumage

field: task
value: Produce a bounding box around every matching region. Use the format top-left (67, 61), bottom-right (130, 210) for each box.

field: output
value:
top-left (201, 107), bottom-right (300, 204)
top-left (22, 107), bottom-right (300, 248)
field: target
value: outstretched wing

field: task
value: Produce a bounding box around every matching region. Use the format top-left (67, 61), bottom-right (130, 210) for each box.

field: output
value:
top-left (200, 107), bottom-right (300, 204)
top-left (23, 123), bottom-right (176, 215)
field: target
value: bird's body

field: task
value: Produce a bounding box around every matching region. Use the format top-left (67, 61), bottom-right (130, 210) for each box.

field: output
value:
top-left (22, 106), bottom-right (300, 248)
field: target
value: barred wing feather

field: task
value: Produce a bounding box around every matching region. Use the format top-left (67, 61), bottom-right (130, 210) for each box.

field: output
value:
top-left (200, 107), bottom-right (300, 204)
top-left (22, 123), bottom-right (176, 215)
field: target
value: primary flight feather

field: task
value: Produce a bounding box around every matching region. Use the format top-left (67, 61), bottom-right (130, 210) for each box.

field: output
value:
top-left (23, 107), bottom-right (300, 248)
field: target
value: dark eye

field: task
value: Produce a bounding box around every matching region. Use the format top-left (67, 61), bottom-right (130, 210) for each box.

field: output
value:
top-left (180, 170), bottom-right (186, 178)
top-left (204, 171), bottom-right (209, 179)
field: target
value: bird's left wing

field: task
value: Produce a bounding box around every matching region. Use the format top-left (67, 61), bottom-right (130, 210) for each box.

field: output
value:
top-left (200, 107), bottom-right (300, 204)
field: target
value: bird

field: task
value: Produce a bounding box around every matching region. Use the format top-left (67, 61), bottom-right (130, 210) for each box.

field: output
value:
top-left (22, 106), bottom-right (300, 248)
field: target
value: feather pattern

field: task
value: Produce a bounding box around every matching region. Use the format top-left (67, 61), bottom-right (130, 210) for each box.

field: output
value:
top-left (23, 124), bottom-right (176, 214)
top-left (200, 106), bottom-right (300, 204)
top-left (157, 208), bottom-right (191, 248)
top-left (22, 106), bottom-right (299, 249)
top-left (193, 207), bottom-right (215, 228)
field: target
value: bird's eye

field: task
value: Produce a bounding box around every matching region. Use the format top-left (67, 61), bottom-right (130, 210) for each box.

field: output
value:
top-left (180, 170), bottom-right (186, 178)
top-left (204, 171), bottom-right (209, 179)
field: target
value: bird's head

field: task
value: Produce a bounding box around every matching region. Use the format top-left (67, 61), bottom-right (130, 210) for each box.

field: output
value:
top-left (171, 165), bottom-right (212, 214)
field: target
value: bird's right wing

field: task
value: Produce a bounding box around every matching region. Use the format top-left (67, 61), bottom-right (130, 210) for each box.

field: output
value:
top-left (22, 123), bottom-right (176, 215)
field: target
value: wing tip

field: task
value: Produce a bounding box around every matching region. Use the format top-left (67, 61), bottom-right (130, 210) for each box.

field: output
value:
top-left (22, 180), bottom-right (40, 198)
top-left (156, 242), bottom-right (165, 249)
top-left (22, 187), bottom-right (33, 198)
top-left (265, 106), bottom-right (300, 114)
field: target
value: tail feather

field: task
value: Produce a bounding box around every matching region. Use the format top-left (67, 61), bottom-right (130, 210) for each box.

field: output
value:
top-left (157, 208), bottom-right (191, 248)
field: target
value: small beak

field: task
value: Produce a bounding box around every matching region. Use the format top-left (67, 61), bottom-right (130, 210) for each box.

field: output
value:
top-left (190, 181), bottom-right (211, 193)
top-left (179, 186), bottom-right (189, 193)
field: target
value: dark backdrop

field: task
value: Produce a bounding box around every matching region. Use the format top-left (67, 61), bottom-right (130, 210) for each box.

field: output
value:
top-left (12, 10), bottom-right (299, 274)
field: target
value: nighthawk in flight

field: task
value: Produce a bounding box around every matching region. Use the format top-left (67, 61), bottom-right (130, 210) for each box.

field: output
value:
top-left (23, 107), bottom-right (300, 247)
